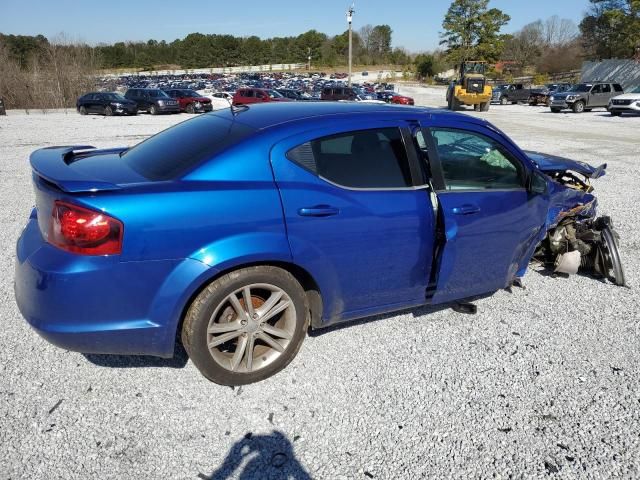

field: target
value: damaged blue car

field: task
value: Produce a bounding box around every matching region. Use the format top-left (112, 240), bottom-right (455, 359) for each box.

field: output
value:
top-left (14, 103), bottom-right (625, 385)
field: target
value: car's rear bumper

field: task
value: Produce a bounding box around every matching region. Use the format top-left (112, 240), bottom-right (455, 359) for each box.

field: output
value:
top-left (14, 218), bottom-right (210, 358)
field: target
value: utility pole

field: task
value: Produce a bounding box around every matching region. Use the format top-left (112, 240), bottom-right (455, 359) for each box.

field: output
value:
top-left (346, 4), bottom-right (355, 87)
top-left (307, 47), bottom-right (311, 71)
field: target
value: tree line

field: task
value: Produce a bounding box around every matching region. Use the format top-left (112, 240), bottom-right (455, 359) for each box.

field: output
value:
top-left (0, 25), bottom-right (408, 72)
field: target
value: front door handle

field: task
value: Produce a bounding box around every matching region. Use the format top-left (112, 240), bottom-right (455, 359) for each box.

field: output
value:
top-left (298, 206), bottom-right (340, 217)
top-left (452, 204), bottom-right (481, 215)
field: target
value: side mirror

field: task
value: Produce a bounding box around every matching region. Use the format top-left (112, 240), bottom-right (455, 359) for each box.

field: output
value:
top-left (529, 171), bottom-right (548, 195)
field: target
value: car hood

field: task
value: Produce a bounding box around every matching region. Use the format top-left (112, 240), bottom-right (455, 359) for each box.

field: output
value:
top-left (525, 151), bottom-right (606, 179)
top-left (551, 92), bottom-right (580, 99)
top-left (611, 93), bottom-right (640, 100)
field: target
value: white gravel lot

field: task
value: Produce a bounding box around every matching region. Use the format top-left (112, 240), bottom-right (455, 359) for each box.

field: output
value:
top-left (1, 91), bottom-right (639, 479)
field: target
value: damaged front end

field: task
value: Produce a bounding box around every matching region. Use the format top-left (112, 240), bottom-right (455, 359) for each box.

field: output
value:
top-left (526, 151), bottom-right (626, 287)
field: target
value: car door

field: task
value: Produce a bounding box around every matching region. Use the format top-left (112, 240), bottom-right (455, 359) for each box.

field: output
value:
top-left (270, 120), bottom-right (435, 322)
top-left (420, 122), bottom-right (547, 304)
top-left (588, 85), bottom-right (603, 107)
top-left (85, 93), bottom-right (98, 113)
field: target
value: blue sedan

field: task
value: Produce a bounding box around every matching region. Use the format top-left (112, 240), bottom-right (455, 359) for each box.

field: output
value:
top-left (14, 103), bottom-right (624, 385)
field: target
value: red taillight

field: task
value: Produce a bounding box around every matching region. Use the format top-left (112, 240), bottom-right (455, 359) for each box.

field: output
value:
top-left (50, 201), bottom-right (123, 255)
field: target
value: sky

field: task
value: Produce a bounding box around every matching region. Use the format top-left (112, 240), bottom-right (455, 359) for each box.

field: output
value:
top-left (0, 0), bottom-right (590, 53)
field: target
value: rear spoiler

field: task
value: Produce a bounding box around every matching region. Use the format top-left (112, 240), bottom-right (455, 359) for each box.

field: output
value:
top-left (30, 145), bottom-right (123, 193)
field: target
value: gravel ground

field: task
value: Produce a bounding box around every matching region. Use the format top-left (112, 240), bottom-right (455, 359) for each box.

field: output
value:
top-left (1, 94), bottom-right (639, 479)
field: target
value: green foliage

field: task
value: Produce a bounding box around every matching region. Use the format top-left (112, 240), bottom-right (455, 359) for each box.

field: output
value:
top-left (0, 25), bottom-right (404, 71)
top-left (580, 0), bottom-right (640, 59)
top-left (533, 73), bottom-right (550, 85)
top-left (440, 0), bottom-right (510, 64)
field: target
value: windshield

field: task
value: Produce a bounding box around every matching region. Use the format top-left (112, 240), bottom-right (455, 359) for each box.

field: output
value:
top-left (149, 90), bottom-right (170, 98)
top-left (267, 90), bottom-right (284, 99)
top-left (104, 93), bottom-right (126, 101)
top-left (568, 84), bottom-right (592, 92)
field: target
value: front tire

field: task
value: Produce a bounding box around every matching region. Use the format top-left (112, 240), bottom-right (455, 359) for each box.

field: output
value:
top-left (551, 107), bottom-right (561, 113)
top-left (149, 104), bottom-right (158, 115)
top-left (611, 111), bottom-right (622, 117)
top-left (572, 101), bottom-right (585, 113)
top-left (500, 96), bottom-right (508, 105)
top-left (104, 106), bottom-right (113, 116)
top-left (186, 103), bottom-right (195, 114)
top-left (480, 101), bottom-right (490, 112)
top-left (182, 266), bottom-right (309, 385)
top-left (79, 106), bottom-right (87, 115)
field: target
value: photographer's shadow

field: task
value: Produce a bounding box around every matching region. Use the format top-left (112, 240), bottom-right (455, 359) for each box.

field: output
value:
top-left (205, 430), bottom-right (311, 480)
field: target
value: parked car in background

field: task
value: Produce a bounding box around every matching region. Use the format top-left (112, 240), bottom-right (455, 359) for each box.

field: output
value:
top-left (15, 103), bottom-right (624, 386)
top-left (550, 82), bottom-right (623, 113)
top-left (124, 88), bottom-right (180, 115)
top-left (232, 88), bottom-right (291, 106)
top-left (321, 86), bottom-right (357, 101)
top-left (376, 90), bottom-right (397, 103)
top-left (76, 92), bottom-right (138, 116)
top-left (163, 89), bottom-right (213, 114)
top-left (390, 93), bottom-right (415, 105)
top-left (491, 84), bottom-right (532, 105)
top-left (207, 92), bottom-right (233, 109)
top-left (608, 86), bottom-right (640, 116)
top-left (528, 83), bottom-right (572, 106)
top-left (275, 89), bottom-right (307, 101)
top-left (0, 96), bottom-right (6, 115)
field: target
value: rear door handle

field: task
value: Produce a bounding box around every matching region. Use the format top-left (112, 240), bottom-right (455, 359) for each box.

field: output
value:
top-left (452, 204), bottom-right (481, 215)
top-left (298, 206), bottom-right (340, 217)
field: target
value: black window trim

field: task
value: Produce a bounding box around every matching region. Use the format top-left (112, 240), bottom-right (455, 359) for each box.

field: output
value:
top-left (286, 125), bottom-right (428, 192)
top-left (423, 126), bottom-right (528, 193)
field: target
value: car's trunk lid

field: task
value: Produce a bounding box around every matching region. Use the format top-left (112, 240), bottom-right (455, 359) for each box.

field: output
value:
top-left (30, 145), bottom-right (149, 193)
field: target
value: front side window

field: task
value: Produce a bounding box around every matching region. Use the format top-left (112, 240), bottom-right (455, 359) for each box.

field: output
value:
top-left (429, 128), bottom-right (524, 191)
top-left (287, 128), bottom-right (412, 189)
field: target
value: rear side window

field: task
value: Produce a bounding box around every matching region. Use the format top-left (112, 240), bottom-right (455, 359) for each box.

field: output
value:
top-left (122, 115), bottom-right (255, 180)
top-left (613, 84), bottom-right (623, 92)
top-left (287, 128), bottom-right (412, 189)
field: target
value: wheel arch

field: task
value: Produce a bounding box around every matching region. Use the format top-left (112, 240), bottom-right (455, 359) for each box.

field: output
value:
top-left (172, 260), bottom-right (324, 353)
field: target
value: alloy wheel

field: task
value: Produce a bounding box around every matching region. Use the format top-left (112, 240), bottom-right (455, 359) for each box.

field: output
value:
top-left (206, 283), bottom-right (297, 373)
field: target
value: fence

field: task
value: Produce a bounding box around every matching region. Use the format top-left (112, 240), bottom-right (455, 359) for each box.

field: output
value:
top-left (101, 63), bottom-right (308, 78)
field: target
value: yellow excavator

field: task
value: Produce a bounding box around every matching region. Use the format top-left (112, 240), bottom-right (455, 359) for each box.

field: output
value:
top-left (446, 61), bottom-right (492, 112)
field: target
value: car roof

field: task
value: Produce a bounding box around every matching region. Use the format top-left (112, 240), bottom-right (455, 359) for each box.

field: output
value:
top-left (208, 102), bottom-right (480, 130)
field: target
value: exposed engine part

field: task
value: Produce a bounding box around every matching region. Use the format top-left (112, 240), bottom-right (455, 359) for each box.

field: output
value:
top-left (534, 216), bottom-right (625, 286)
top-left (547, 170), bottom-right (593, 192)
top-left (555, 251), bottom-right (581, 275)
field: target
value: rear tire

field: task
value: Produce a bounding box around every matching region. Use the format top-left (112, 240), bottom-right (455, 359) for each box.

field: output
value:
top-left (182, 266), bottom-right (309, 385)
top-left (551, 107), bottom-right (561, 113)
top-left (500, 96), bottom-right (508, 105)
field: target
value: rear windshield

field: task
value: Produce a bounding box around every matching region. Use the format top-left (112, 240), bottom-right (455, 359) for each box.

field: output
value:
top-left (121, 114), bottom-right (255, 180)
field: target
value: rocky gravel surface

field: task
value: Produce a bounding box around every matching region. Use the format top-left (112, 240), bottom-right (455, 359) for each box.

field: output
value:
top-left (0, 97), bottom-right (638, 479)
